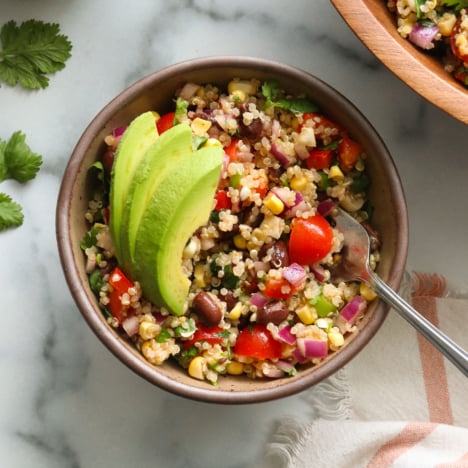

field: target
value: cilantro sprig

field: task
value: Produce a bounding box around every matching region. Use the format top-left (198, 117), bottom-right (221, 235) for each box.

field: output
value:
top-left (262, 80), bottom-right (319, 113)
top-left (0, 19), bottom-right (72, 90)
top-left (442, 0), bottom-right (468, 11)
top-left (0, 131), bottom-right (43, 231)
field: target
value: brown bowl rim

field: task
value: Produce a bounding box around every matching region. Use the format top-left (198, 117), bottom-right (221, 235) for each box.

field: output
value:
top-left (56, 56), bottom-right (408, 404)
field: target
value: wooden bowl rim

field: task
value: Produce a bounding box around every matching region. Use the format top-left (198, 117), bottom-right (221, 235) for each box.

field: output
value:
top-left (331, 0), bottom-right (468, 125)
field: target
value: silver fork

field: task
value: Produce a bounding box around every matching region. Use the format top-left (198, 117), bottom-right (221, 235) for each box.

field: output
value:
top-left (331, 207), bottom-right (468, 377)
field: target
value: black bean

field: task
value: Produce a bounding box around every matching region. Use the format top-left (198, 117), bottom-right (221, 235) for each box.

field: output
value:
top-left (240, 205), bottom-right (264, 228)
top-left (260, 240), bottom-right (289, 268)
top-left (239, 118), bottom-right (263, 139)
top-left (256, 301), bottom-right (290, 325)
top-left (192, 292), bottom-right (222, 327)
top-left (219, 290), bottom-right (237, 311)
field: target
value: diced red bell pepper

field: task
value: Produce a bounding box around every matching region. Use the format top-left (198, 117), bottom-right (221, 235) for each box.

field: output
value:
top-left (337, 136), bottom-right (363, 172)
top-left (156, 112), bottom-right (175, 134)
top-left (306, 148), bottom-right (334, 170)
top-left (263, 277), bottom-right (296, 300)
top-left (108, 267), bottom-right (134, 324)
top-left (224, 138), bottom-right (241, 162)
top-left (214, 190), bottom-right (232, 210)
top-left (183, 324), bottom-right (224, 349)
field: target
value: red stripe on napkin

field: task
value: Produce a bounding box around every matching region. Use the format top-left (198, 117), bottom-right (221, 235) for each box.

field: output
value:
top-left (412, 295), bottom-right (453, 425)
top-left (366, 422), bottom-right (437, 467)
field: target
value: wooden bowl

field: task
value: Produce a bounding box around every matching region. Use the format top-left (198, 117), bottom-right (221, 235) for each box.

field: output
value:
top-left (56, 56), bottom-right (408, 403)
top-left (331, 0), bottom-right (468, 125)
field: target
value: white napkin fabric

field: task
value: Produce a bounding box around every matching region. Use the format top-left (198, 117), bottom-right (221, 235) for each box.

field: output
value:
top-left (260, 272), bottom-right (468, 468)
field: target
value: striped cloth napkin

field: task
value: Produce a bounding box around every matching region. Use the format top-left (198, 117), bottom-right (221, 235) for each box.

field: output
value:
top-left (260, 272), bottom-right (468, 468)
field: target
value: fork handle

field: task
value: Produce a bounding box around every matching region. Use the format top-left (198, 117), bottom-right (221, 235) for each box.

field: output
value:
top-left (369, 270), bottom-right (468, 377)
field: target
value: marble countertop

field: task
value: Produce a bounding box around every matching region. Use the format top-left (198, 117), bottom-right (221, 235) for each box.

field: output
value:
top-left (1, 1), bottom-right (467, 467)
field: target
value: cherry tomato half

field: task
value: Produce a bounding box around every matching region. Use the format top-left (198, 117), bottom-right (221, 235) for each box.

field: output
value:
top-left (288, 214), bottom-right (334, 266)
top-left (156, 112), bottom-right (175, 134)
top-left (234, 325), bottom-right (282, 360)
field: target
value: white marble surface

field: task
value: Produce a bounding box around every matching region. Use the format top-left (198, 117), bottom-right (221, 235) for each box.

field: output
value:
top-left (1, 1), bottom-right (468, 467)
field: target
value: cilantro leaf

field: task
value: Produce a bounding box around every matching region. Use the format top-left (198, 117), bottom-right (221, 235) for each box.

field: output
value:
top-left (0, 19), bottom-right (72, 90)
top-left (442, 0), bottom-right (468, 10)
top-left (0, 192), bottom-right (24, 231)
top-left (261, 80), bottom-right (319, 114)
top-left (0, 131), bottom-right (42, 183)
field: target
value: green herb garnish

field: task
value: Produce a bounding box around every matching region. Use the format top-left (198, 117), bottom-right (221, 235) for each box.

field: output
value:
top-left (262, 80), bottom-right (319, 113)
top-left (442, 0), bottom-right (468, 11)
top-left (0, 19), bottom-right (72, 89)
top-left (0, 131), bottom-right (42, 231)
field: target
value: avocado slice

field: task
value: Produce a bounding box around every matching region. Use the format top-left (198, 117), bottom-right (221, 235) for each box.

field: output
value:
top-left (119, 124), bottom-right (193, 272)
top-left (109, 112), bottom-right (159, 263)
top-left (132, 145), bottom-right (223, 315)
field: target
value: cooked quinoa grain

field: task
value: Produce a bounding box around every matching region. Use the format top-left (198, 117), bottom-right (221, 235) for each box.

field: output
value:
top-left (81, 78), bottom-right (382, 384)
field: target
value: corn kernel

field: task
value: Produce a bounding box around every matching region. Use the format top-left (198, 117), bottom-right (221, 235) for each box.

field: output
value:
top-left (204, 138), bottom-right (222, 148)
top-left (226, 361), bottom-right (244, 375)
top-left (329, 165), bottom-right (344, 180)
top-left (296, 304), bottom-right (317, 325)
top-left (231, 89), bottom-right (246, 102)
top-left (360, 283), bottom-right (377, 301)
top-left (228, 302), bottom-right (243, 321)
top-left (263, 192), bottom-right (284, 215)
top-left (196, 88), bottom-right (205, 98)
top-left (290, 175), bottom-right (308, 192)
top-left (188, 356), bottom-right (205, 380)
top-left (227, 79), bottom-right (258, 96)
top-left (194, 264), bottom-right (206, 288)
top-left (438, 13), bottom-right (457, 36)
top-left (191, 117), bottom-right (212, 136)
top-left (139, 321), bottom-right (160, 340)
top-left (233, 234), bottom-right (247, 250)
top-left (328, 331), bottom-right (345, 348)
top-left (151, 111), bottom-right (161, 122)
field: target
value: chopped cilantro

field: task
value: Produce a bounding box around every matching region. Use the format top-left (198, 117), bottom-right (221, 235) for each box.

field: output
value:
top-left (261, 80), bottom-right (319, 113)
top-left (442, 0), bottom-right (468, 11)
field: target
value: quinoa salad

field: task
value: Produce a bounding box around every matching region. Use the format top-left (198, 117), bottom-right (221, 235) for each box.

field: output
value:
top-left (81, 78), bottom-right (381, 384)
top-left (386, 0), bottom-right (468, 86)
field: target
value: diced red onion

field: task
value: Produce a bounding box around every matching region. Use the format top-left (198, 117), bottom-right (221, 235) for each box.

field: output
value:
top-left (153, 312), bottom-right (166, 324)
top-left (113, 126), bottom-right (127, 138)
top-left (310, 264), bottom-right (327, 282)
top-left (282, 262), bottom-right (307, 287)
top-left (317, 198), bottom-right (335, 216)
top-left (179, 82), bottom-right (200, 100)
top-left (284, 192), bottom-right (306, 219)
top-left (271, 187), bottom-right (293, 208)
top-left (263, 365), bottom-right (285, 379)
top-left (297, 338), bottom-right (328, 358)
top-left (339, 295), bottom-right (367, 323)
top-left (276, 360), bottom-right (296, 373)
top-left (271, 120), bottom-right (281, 139)
top-left (271, 143), bottom-right (294, 167)
top-left (122, 315), bottom-right (140, 337)
top-left (277, 325), bottom-right (296, 345)
top-left (292, 347), bottom-right (309, 364)
top-left (250, 292), bottom-right (268, 310)
top-left (409, 24), bottom-right (439, 50)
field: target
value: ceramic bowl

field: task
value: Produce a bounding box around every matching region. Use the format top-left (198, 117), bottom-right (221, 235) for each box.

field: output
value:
top-left (56, 56), bottom-right (408, 403)
top-left (331, 0), bottom-right (468, 125)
